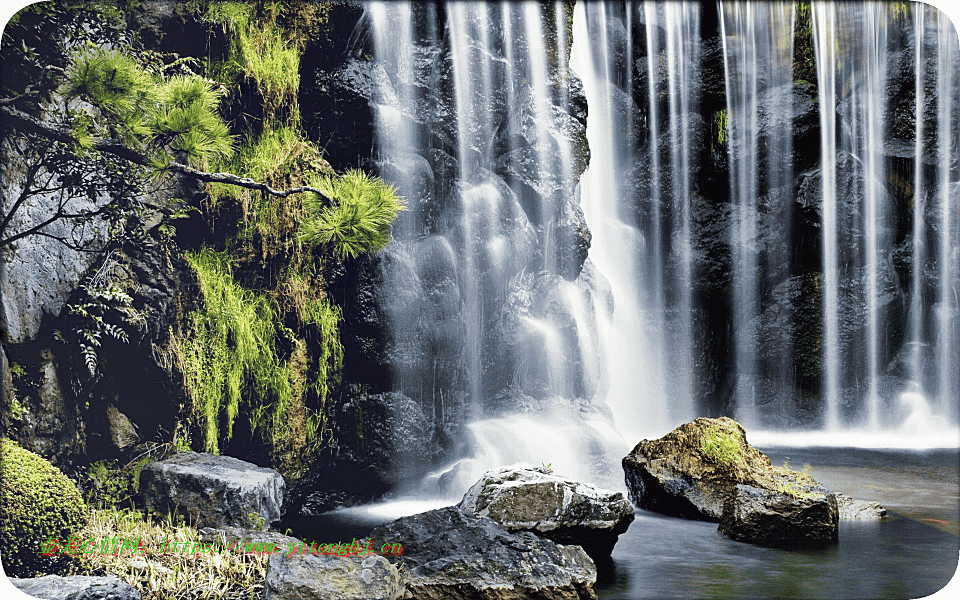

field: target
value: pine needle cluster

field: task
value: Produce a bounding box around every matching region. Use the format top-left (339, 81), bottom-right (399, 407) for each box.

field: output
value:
top-left (300, 169), bottom-right (406, 260)
top-left (63, 48), bottom-right (234, 167)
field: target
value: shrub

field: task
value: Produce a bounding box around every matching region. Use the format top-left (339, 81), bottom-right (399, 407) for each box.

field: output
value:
top-left (0, 438), bottom-right (88, 576)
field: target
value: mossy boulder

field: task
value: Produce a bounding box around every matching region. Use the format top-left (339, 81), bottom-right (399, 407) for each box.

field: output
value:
top-left (0, 438), bottom-right (88, 576)
top-left (622, 417), bottom-right (772, 520)
top-left (622, 418), bottom-right (841, 547)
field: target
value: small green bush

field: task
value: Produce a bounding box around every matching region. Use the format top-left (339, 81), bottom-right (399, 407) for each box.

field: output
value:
top-left (0, 438), bottom-right (88, 576)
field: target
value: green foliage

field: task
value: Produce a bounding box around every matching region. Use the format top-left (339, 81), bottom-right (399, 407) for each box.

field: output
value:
top-left (175, 248), bottom-right (290, 453)
top-left (57, 276), bottom-right (141, 390)
top-left (62, 48), bottom-right (234, 167)
top-left (82, 455), bottom-right (155, 510)
top-left (0, 438), bottom-right (88, 577)
top-left (699, 420), bottom-right (748, 479)
top-left (64, 47), bottom-right (155, 142)
top-left (147, 75), bottom-right (234, 166)
top-left (300, 169), bottom-right (406, 260)
top-left (302, 296), bottom-right (343, 420)
top-left (205, 1), bottom-right (300, 123)
top-left (713, 109), bottom-right (728, 145)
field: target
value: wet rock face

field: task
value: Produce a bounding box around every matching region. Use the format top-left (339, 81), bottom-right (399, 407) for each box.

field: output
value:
top-left (139, 452), bottom-right (285, 529)
top-left (369, 506), bottom-right (598, 600)
top-left (458, 465), bottom-right (635, 562)
top-left (264, 551), bottom-right (402, 600)
top-left (719, 483), bottom-right (839, 548)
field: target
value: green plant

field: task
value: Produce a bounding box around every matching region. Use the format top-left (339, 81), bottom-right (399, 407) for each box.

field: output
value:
top-left (0, 438), bottom-right (88, 577)
top-left (205, 1), bottom-right (300, 123)
top-left (247, 512), bottom-right (267, 531)
top-left (300, 169), bottom-right (406, 260)
top-left (700, 421), bottom-right (747, 478)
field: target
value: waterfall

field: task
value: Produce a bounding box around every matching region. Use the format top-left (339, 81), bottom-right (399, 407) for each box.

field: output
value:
top-left (719, 1), bottom-right (795, 428)
top-left (363, 0), bottom-right (959, 502)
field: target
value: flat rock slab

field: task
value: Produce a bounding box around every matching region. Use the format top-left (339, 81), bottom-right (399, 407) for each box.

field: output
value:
top-left (264, 551), bottom-right (402, 600)
top-left (10, 575), bottom-right (141, 600)
top-left (369, 506), bottom-right (597, 600)
top-left (719, 484), bottom-right (839, 548)
top-left (458, 464), bottom-right (634, 561)
top-left (139, 452), bottom-right (284, 529)
top-left (837, 494), bottom-right (886, 519)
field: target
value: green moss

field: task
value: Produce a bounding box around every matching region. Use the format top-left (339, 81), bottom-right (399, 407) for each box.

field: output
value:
top-left (700, 419), bottom-right (745, 472)
top-left (205, 1), bottom-right (300, 125)
top-left (0, 438), bottom-right (88, 576)
top-left (174, 248), bottom-right (290, 453)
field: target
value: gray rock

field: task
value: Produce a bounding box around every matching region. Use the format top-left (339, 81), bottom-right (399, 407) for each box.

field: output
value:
top-left (139, 452), bottom-right (284, 529)
top-left (9, 575), bottom-right (141, 600)
top-left (369, 506), bottom-right (597, 600)
top-left (458, 464), bottom-right (634, 561)
top-left (264, 551), bottom-right (402, 600)
top-left (719, 483), bottom-right (839, 548)
top-left (836, 494), bottom-right (887, 520)
top-left (106, 404), bottom-right (138, 450)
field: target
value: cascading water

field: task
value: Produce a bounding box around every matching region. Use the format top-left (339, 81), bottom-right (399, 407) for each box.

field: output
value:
top-left (810, 1), bottom-right (959, 439)
top-left (719, 1), bottom-right (795, 428)
top-left (362, 0), bottom-right (959, 506)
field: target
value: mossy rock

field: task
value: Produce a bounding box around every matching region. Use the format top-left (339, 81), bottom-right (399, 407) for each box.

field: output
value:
top-left (0, 438), bottom-right (88, 576)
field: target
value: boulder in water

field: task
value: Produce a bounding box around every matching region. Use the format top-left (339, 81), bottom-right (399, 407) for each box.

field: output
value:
top-left (719, 483), bottom-right (839, 548)
top-left (458, 464), bottom-right (634, 561)
top-left (369, 506), bottom-right (598, 600)
top-left (623, 417), bottom-right (842, 546)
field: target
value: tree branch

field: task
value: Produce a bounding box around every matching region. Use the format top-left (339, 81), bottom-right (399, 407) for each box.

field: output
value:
top-left (0, 103), bottom-right (337, 203)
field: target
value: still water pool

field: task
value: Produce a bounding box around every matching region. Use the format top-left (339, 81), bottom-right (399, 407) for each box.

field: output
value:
top-left (598, 447), bottom-right (958, 600)
top-left (288, 447), bottom-right (958, 600)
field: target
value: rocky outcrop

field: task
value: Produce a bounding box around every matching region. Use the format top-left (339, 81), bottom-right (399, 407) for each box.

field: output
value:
top-left (458, 464), bottom-right (634, 561)
top-left (369, 506), bottom-right (598, 600)
top-left (264, 551), bottom-right (402, 600)
top-left (623, 418), bottom-right (843, 546)
top-left (139, 452), bottom-right (284, 529)
top-left (718, 483), bottom-right (839, 548)
top-left (9, 575), bottom-right (141, 600)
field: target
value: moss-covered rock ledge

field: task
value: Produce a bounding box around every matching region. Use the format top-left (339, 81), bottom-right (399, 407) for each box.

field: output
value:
top-left (622, 418), bottom-right (880, 547)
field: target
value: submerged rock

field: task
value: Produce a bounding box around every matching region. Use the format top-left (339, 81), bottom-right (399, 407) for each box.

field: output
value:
top-left (264, 551), bottom-right (402, 600)
top-left (836, 494), bottom-right (887, 520)
top-left (622, 417), bottom-right (842, 546)
top-left (458, 464), bottom-right (634, 561)
top-left (10, 575), bottom-right (141, 600)
top-left (139, 452), bottom-right (284, 529)
top-left (369, 506), bottom-right (598, 600)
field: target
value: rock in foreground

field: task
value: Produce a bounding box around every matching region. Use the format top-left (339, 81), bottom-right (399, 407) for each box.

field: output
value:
top-left (622, 417), bottom-right (840, 546)
top-left (264, 551), bottom-right (402, 600)
top-left (719, 483), bottom-right (839, 548)
top-left (622, 417), bottom-right (772, 521)
top-left (10, 575), bottom-right (141, 600)
top-left (139, 452), bottom-right (284, 529)
top-left (369, 506), bottom-right (597, 600)
top-left (458, 464), bottom-right (634, 561)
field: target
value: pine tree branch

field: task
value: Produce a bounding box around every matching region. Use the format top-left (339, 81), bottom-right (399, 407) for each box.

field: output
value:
top-left (0, 102), bottom-right (337, 203)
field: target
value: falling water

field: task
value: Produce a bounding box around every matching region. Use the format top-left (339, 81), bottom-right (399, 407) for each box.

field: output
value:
top-left (934, 9), bottom-right (960, 423)
top-left (364, 1), bottom-right (959, 502)
top-left (720, 1), bottom-right (795, 428)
